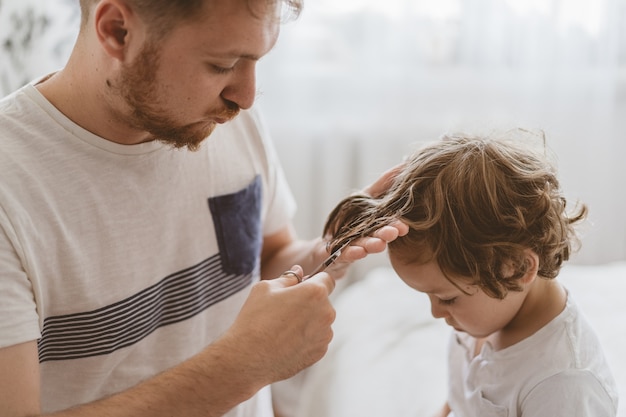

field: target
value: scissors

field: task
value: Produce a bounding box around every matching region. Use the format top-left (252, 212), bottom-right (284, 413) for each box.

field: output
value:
top-left (302, 239), bottom-right (353, 281)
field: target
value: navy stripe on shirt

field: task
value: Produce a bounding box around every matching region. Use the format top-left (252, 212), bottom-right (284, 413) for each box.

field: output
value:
top-left (37, 254), bottom-right (252, 362)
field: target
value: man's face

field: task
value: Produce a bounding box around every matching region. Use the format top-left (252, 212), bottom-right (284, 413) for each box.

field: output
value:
top-left (112, 0), bottom-right (280, 149)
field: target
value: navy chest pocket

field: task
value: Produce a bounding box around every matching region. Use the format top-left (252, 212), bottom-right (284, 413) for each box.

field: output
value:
top-left (208, 176), bottom-right (262, 276)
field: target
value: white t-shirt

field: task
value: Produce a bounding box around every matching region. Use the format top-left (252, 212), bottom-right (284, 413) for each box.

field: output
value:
top-left (0, 83), bottom-right (296, 415)
top-left (447, 294), bottom-right (619, 417)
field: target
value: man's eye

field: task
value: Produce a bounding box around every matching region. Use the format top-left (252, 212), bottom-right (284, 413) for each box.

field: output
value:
top-left (211, 65), bottom-right (235, 74)
top-left (439, 297), bottom-right (457, 306)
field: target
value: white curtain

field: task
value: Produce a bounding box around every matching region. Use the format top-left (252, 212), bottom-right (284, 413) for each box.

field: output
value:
top-left (0, 0), bottom-right (78, 94)
top-left (1, 0), bottom-right (624, 264)
top-left (257, 0), bottom-right (626, 264)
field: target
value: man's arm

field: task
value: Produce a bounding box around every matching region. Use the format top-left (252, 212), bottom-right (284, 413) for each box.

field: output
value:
top-left (0, 341), bottom-right (40, 416)
top-left (0, 272), bottom-right (336, 417)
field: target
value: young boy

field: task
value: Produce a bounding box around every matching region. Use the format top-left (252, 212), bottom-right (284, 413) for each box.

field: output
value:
top-left (323, 132), bottom-right (619, 416)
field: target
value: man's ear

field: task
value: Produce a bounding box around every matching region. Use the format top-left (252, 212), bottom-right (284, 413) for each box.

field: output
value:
top-left (94, 0), bottom-right (135, 61)
top-left (520, 250), bottom-right (540, 285)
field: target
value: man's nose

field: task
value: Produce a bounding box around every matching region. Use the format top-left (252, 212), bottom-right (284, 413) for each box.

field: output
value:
top-left (220, 62), bottom-right (257, 110)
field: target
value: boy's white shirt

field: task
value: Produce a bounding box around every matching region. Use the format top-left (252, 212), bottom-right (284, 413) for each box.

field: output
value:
top-left (447, 293), bottom-right (618, 417)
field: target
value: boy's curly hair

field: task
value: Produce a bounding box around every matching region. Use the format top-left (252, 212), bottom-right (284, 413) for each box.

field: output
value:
top-left (324, 131), bottom-right (587, 299)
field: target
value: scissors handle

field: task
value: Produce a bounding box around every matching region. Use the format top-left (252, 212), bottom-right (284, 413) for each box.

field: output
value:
top-left (304, 240), bottom-right (352, 280)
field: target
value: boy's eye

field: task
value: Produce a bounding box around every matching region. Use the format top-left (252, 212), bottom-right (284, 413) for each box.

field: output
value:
top-left (439, 297), bottom-right (457, 306)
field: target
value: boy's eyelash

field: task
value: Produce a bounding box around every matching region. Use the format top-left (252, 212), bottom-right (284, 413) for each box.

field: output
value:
top-left (439, 297), bottom-right (457, 306)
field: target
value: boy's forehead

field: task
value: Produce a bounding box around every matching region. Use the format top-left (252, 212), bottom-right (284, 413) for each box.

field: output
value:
top-left (393, 256), bottom-right (450, 291)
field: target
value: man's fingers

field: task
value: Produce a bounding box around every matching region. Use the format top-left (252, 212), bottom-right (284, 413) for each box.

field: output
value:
top-left (275, 266), bottom-right (335, 295)
top-left (275, 265), bottom-right (304, 287)
top-left (281, 270), bottom-right (302, 283)
top-left (337, 224), bottom-right (407, 259)
top-left (363, 163), bottom-right (405, 198)
top-left (303, 271), bottom-right (336, 295)
top-left (373, 223), bottom-right (409, 241)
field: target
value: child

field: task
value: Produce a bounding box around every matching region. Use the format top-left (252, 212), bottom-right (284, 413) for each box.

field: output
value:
top-left (323, 132), bottom-right (619, 417)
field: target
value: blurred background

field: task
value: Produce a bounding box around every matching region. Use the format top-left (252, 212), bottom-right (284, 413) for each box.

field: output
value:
top-left (3, 2), bottom-right (624, 414)
top-left (2, 0), bottom-right (625, 266)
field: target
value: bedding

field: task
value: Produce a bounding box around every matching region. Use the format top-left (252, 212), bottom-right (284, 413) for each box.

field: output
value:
top-left (273, 261), bottom-right (626, 417)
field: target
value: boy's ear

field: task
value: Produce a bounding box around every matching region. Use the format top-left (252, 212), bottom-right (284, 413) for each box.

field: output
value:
top-left (94, 0), bottom-right (135, 61)
top-left (520, 250), bottom-right (540, 285)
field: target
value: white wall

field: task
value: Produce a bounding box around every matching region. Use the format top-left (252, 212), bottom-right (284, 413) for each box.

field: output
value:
top-left (2, 0), bottom-right (625, 266)
top-left (256, 0), bottom-right (626, 267)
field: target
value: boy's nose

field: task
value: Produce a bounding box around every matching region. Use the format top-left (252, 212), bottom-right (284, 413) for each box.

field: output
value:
top-left (429, 297), bottom-right (449, 319)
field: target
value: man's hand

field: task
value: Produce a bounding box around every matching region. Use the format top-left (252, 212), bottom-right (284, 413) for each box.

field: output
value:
top-left (317, 161), bottom-right (409, 279)
top-left (363, 162), bottom-right (406, 198)
top-left (318, 221), bottom-right (408, 279)
top-left (217, 265), bottom-right (336, 385)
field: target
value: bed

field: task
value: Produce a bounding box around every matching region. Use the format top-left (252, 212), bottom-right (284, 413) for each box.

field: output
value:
top-left (273, 261), bottom-right (626, 417)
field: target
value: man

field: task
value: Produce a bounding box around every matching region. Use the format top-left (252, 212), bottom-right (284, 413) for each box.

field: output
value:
top-left (0, 0), bottom-right (407, 416)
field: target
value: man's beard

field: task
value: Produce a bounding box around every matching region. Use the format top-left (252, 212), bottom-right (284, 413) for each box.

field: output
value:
top-left (115, 41), bottom-right (240, 151)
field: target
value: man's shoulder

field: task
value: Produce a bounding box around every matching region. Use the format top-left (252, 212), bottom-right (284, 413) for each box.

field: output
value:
top-left (0, 84), bottom-right (40, 128)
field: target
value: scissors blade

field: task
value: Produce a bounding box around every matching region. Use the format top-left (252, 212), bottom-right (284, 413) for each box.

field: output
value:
top-left (305, 240), bottom-right (352, 279)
